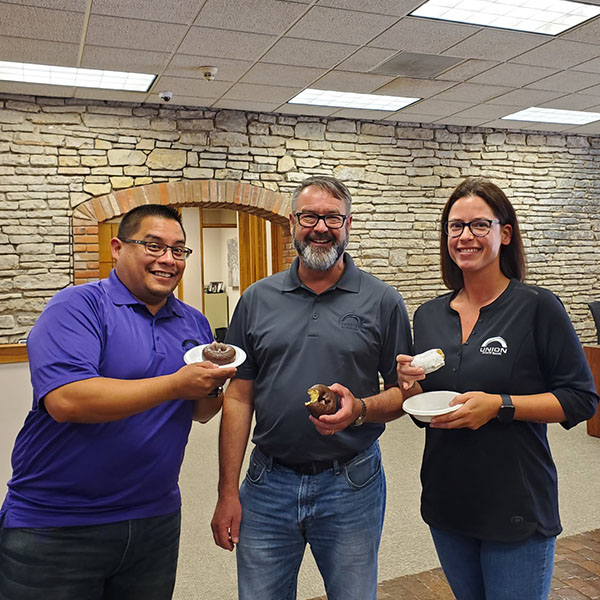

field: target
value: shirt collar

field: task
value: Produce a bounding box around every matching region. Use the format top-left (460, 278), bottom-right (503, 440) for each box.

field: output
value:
top-left (282, 253), bottom-right (360, 294)
top-left (103, 269), bottom-right (184, 318)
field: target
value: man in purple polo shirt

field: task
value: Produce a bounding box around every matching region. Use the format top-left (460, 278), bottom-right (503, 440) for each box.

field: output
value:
top-left (0, 204), bottom-right (235, 600)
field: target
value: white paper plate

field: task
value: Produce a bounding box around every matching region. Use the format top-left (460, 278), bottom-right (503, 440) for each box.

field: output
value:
top-left (403, 390), bottom-right (463, 423)
top-left (183, 344), bottom-right (246, 368)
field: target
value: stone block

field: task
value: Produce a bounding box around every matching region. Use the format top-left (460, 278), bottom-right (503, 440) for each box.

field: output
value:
top-left (146, 149), bottom-right (186, 170)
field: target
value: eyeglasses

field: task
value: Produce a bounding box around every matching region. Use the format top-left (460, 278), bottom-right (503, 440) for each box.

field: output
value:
top-left (295, 212), bottom-right (348, 229)
top-left (118, 238), bottom-right (193, 261)
top-left (443, 219), bottom-right (501, 238)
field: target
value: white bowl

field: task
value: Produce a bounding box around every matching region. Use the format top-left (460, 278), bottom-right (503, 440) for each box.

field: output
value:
top-left (183, 343), bottom-right (246, 368)
top-left (403, 390), bottom-right (462, 423)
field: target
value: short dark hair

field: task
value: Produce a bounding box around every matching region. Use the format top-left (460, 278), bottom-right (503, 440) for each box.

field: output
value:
top-left (291, 176), bottom-right (352, 214)
top-left (440, 178), bottom-right (526, 290)
top-left (117, 204), bottom-right (185, 241)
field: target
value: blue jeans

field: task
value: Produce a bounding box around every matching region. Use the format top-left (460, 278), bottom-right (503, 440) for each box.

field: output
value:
top-left (430, 526), bottom-right (555, 600)
top-left (0, 511), bottom-right (181, 600)
top-left (237, 443), bottom-right (386, 600)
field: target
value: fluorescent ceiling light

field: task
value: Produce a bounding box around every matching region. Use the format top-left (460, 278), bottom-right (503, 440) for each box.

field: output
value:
top-left (0, 61), bottom-right (156, 91)
top-left (289, 89), bottom-right (420, 111)
top-left (502, 107), bottom-right (600, 124)
top-left (410, 0), bottom-right (600, 35)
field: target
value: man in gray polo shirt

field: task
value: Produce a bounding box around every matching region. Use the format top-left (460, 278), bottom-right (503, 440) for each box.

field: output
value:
top-left (211, 175), bottom-right (412, 600)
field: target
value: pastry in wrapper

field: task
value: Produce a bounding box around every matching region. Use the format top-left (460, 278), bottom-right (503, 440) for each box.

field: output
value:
top-left (305, 384), bottom-right (338, 417)
top-left (411, 348), bottom-right (445, 374)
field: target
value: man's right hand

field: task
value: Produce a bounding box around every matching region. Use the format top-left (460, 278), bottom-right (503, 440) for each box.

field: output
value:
top-left (175, 361), bottom-right (236, 399)
top-left (211, 493), bottom-right (242, 551)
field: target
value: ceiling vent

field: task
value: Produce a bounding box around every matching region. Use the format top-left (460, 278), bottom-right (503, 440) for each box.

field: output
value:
top-left (369, 52), bottom-right (463, 79)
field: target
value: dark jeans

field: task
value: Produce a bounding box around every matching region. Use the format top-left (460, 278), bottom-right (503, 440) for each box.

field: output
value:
top-left (0, 510), bottom-right (181, 600)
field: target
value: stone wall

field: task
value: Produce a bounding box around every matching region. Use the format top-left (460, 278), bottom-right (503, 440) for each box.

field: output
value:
top-left (1, 93), bottom-right (599, 344)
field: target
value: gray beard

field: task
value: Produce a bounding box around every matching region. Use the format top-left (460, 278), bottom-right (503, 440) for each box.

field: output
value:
top-left (294, 235), bottom-right (347, 271)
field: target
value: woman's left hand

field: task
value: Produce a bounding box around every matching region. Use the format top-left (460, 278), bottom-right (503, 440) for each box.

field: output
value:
top-left (430, 391), bottom-right (501, 430)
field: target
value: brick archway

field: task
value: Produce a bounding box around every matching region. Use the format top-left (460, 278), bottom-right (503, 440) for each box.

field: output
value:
top-left (72, 180), bottom-right (292, 284)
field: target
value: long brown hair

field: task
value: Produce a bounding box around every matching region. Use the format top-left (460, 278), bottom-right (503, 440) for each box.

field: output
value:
top-left (440, 178), bottom-right (526, 290)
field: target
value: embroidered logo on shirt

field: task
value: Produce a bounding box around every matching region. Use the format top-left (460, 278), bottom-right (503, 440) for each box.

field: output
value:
top-left (480, 336), bottom-right (508, 356)
top-left (340, 313), bottom-right (363, 330)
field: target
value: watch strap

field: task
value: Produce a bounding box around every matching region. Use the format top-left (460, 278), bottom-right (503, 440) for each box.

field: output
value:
top-left (208, 386), bottom-right (223, 399)
top-left (498, 393), bottom-right (515, 423)
top-left (354, 398), bottom-right (367, 427)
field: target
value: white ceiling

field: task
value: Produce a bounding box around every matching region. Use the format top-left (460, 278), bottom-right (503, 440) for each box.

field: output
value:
top-left (2, 0), bottom-right (600, 133)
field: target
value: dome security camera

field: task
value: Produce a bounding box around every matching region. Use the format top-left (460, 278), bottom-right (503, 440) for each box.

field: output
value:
top-left (159, 91), bottom-right (173, 102)
top-left (200, 66), bottom-right (218, 82)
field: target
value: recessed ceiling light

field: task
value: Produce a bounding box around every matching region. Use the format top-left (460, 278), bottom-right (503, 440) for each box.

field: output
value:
top-left (410, 0), bottom-right (600, 36)
top-left (0, 61), bottom-right (156, 92)
top-left (288, 88), bottom-right (420, 111)
top-left (502, 106), bottom-right (600, 124)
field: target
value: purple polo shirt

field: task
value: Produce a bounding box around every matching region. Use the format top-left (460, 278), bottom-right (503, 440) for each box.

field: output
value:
top-left (1, 270), bottom-right (213, 527)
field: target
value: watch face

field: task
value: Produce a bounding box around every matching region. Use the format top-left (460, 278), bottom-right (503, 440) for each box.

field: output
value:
top-left (498, 405), bottom-right (515, 424)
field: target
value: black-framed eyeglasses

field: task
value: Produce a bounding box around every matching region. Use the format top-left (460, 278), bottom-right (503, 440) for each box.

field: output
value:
top-left (118, 238), bottom-right (193, 261)
top-left (443, 219), bottom-right (501, 238)
top-left (295, 212), bottom-right (348, 229)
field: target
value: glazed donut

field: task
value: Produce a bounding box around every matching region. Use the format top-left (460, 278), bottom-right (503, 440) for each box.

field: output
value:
top-left (411, 348), bottom-right (445, 374)
top-left (305, 384), bottom-right (338, 418)
top-left (202, 341), bottom-right (236, 365)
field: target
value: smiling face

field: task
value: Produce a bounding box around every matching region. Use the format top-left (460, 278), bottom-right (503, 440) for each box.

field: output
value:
top-left (290, 184), bottom-right (352, 272)
top-left (447, 194), bottom-right (512, 278)
top-left (111, 215), bottom-right (186, 313)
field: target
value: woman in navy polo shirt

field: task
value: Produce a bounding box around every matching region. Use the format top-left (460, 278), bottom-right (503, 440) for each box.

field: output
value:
top-left (397, 178), bottom-right (597, 600)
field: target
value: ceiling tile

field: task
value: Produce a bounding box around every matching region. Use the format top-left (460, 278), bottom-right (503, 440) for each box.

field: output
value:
top-left (91, 0), bottom-right (200, 23)
top-left (436, 59), bottom-right (498, 82)
top-left (399, 98), bottom-right (474, 116)
top-left (241, 63), bottom-right (324, 88)
top-left (164, 55), bottom-right (253, 83)
top-left (10, 0), bottom-right (86, 9)
top-left (431, 82), bottom-right (511, 103)
top-left (560, 17), bottom-right (600, 45)
top-left (213, 99), bottom-right (282, 112)
top-left (312, 71), bottom-right (395, 93)
top-left (152, 95), bottom-right (215, 108)
top-left (572, 82), bottom-right (600, 97)
top-left (486, 88), bottom-right (566, 106)
top-left (221, 83), bottom-right (300, 103)
top-left (539, 94), bottom-right (600, 110)
top-left (328, 107), bottom-right (397, 119)
top-left (262, 38), bottom-right (357, 69)
top-left (0, 4), bottom-right (84, 42)
top-left (179, 27), bottom-right (276, 61)
top-left (276, 104), bottom-right (339, 117)
top-left (195, 0), bottom-right (308, 34)
top-left (387, 112), bottom-right (439, 123)
top-left (451, 104), bottom-right (518, 119)
top-left (370, 17), bottom-right (478, 54)
top-left (468, 63), bottom-right (557, 87)
top-left (152, 76), bottom-right (232, 99)
top-left (287, 6), bottom-right (398, 44)
top-left (572, 57), bottom-right (600, 74)
top-left (0, 81), bottom-right (75, 97)
top-left (512, 39), bottom-right (600, 70)
top-left (317, 0), bottom-right (422, 17)
top-left (375, 77), bottom-right (455, 97)
top-left (434, 115), bottom-right (488, 126)
top-left (0, 36), bottom-right (79, 66)
top-left (444, 29), bottom-right (546, 62)
top-left (86, 15), bottom-right (188, 52)
top-left (74, 88), bottom-right (148, 103)
top-left (337, 47), bottom-right (397, 73)
top-left (566, 121), bottom-right (600, 134)
top-left (81, 46), bottom-right (169, 73)
top-left (526, 70), bottom-right (600, 93)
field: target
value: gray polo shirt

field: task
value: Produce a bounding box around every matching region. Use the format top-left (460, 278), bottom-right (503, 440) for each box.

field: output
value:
top-left (226, 254), bottom-right (412, 463)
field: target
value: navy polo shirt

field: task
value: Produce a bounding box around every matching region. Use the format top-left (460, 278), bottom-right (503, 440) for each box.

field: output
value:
top-left (226, 254), bottom-right (412, 463)
top-left (413, 279), bottom-right (598, 542)
top-left (1, 270), bottom-right (213, 527)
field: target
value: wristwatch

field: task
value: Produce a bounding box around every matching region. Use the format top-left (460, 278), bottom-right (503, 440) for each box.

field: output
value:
top-left (208, 386), bottom-right (223, 399)
top-left (497, 393), bottom-right (515, 424)
top-left (354, 398), bottom-right (367, 427)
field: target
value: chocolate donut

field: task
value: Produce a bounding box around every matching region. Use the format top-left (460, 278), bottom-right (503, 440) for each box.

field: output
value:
top-left (202, 341), bottom-right (236, 365)
top-left (305, 384), bottom-right (338, 418)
